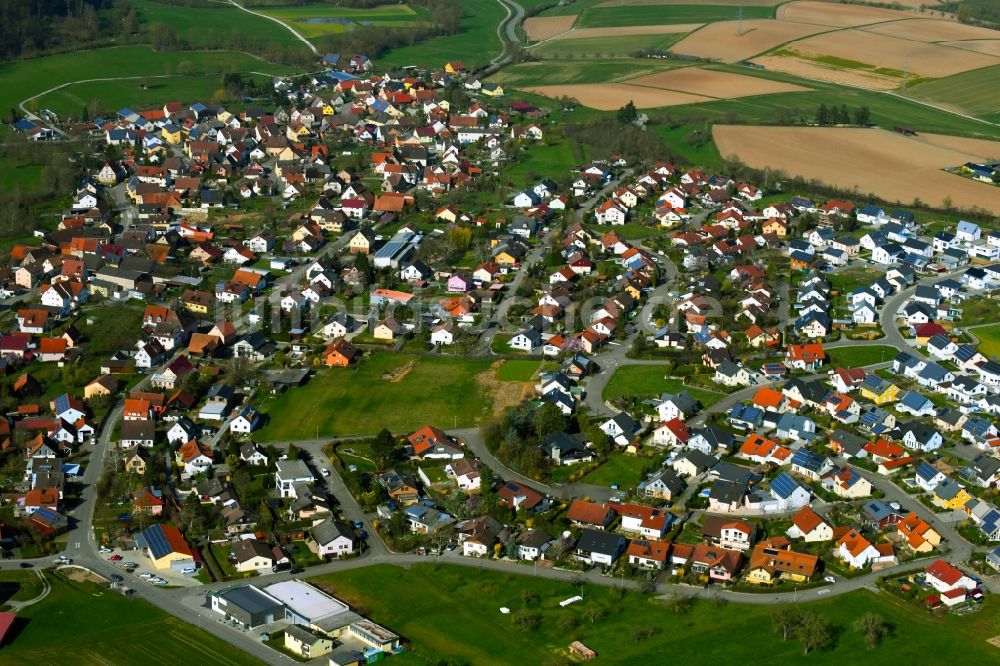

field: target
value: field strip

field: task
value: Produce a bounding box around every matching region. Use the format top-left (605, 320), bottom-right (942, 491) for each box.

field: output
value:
top-left (549, 24), bottom-right (703, 41)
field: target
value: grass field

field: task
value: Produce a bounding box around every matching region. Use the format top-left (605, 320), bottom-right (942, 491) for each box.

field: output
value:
top-left (972, 323), bottom-right (1000, 359)
top-left (580, 453), bottom-right (653, 488)
top-left (312, 563), bottom-right (1000, 665)
top-left (0, 156), bottom-right (44, 193)
top-left (906, 64), bottom-right (1000, 123)
top-left (603, 366), bottom-right (724, 406)
top-left (1, 46), bottom-right (292, 120)
top-left (379, 0), bottom-right (505, 70)
top-left (533, 33), bottom-right (689, 58)
top-left (257, 3), bottom-right (430, 39)
top-left (577, 4), bottom-right (774, 27)
top-left (132, 0), bottom-right (306, 52)
top-left (496, 359), bottom-right (541, 382)
top-left (258, 353), bottom-right (492, 439)
top-left (826, 345), bottom-right (898, 367)
top-left (593, 222), bottom-right (663, 241)
top-left (827, 267), bottom-right (884, 295)
top-left (0, 570), bottom-right (43, 605)
top-left (503, 138), bottom-right (585, 188)
top-left (36, 72), bottom-right (275, 120)
top-left (2, 572), bottom-right (262, 665)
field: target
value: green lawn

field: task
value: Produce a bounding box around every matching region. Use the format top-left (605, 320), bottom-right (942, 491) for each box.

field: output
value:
top-left (532, 32), bottom-right (689, 58)
top-left (1, 572), bottom-right (262, 665)
top-left (906, 64), bottom-right (1000, 122)
top-left (2, 46), bottom-right (292, 121)
top-left (973, 323), bottom-right (1000, 359)
top-left (958, 296), bottom-right (1000, 327)
top-left (379, 0), bottom-right (505, 70)
top-left (577, 4), bottom-right (774, 28)
top-left (603, 366), bottom-right (725, 406)
top-left (258, 353), bottom-right (492, 439)
top-left (0, 570), bottom-right (43, 605)
top-left (826, 345), bottom-right (898, 368)
top-left (0, 155), bottom-right (44, 193)
top-left (593, 223), bottom-right (663, 241)
top-left (503, 138), bottom-right (585, 189)
top-left (496, 359), bottom-right (541, 382)
top-left (827, 267), bottom-right (884, 295)
top-left (579, 453), bottom-right (653, 488)
top-left (132, 0), bottom-right (307, 53)
top-left (258, 3), bottom-right (430, 39)
top-left (311, 563), bottom-right (1000, 665)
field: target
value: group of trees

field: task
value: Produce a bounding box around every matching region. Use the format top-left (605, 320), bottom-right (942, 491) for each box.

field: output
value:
top-left (773, 607), bottom-right (891, 654)
top-left (815, 104), bottom-right (871, 127)
top-left (0, 0), bottom-right (135, 59)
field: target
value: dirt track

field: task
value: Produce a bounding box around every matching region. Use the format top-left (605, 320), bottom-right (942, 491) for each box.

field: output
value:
top-left (552, 24), bottom-right (702, 40)
top-left (713, 125), bottom-right (1000, 214)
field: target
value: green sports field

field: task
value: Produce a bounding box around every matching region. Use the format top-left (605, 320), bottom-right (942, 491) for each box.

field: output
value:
top-left (313, 563), bottom-right (1000, 665)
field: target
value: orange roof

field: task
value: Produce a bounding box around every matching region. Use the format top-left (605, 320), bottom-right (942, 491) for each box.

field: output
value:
top-left (787, 343), bottom-right (825, 361)
top-left (627, 539), bottom-right (670, 562)
top-left (178, 439), bottom-right (213, 464)
top-left (752, 387), bottom-right (784, 408)
top-left (611, 503), bottom-right (669, 531)
top-left (790, 506), bottom-right (826, 534)
top-left (123, 398), bottom-right (150, 416)
top-left (567, 500), bottom-right (613, 527)
top-left (864, 438), bottom-right (905, 460)
top-left (38, 338), bottom-right (67, 354)
top-left (23, 487), bottom-right (59, 507)
top-left (835, 528), bottom-right (873, 557)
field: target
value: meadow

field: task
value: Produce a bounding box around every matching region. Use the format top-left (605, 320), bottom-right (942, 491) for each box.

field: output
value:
top-left (379, 0), bottom-right (506, 70)
top-left (257, 3), bottom-right (431, 39)
top-left (532, 33), bottom-right (689, 58)
top-left (1, 572), bottom-right (262, 665)
top-left (2, 46), bottom-right (292, 120)
top-left (906, 64), bottom-right (1000, 123)
top-left (603, 366), bottom-right (725, 406)
top-left (132, 0), bottom-right (306, 52)
top-left (973, 323), bottom-right (1000, 359)
top-left (258, 353), bottom-right (492, 439)
top-left (313, 563), bottom-right (1000, 665)
top-left (826, 345), bottom-right (898, 368)
top-left (576, 4), bottom-right (774, 28)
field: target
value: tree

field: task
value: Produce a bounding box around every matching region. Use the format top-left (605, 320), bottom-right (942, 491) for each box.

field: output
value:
top-left (799, 611), bottom-right (833, 655)
top-left (512, 609), bottom-right (540, 630)
top-left (371, 429), bottom-right (397, 469)
top-left (853, 612), bottom-right (889, 648)
top-left (582, 605), bottom-right (604, 624)
top-left (772, 606), bottom-right (801, 641)
top-left (534, 402), bottom-right (566, 440)
top-left (663, 594), bottom-right (692, 615)
top-left (815, 104), bottom-right (830, 126)
top-left (617, 100), bottom-right (638, 125)
top-left (287, 443), bottom-right (301, 460)
top-left (854, 105), bottom-right (871, 126)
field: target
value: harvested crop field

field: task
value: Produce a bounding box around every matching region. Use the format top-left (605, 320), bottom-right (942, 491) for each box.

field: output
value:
top-left (713, 125), bottom-right (1000, 214)
top-left (786, 29), bottom-right (1000, 77)
top-left (942, 40), bottom-right (1000, 57)
top-left (672, 19), bottom-right (826, 61)
top-left (596, 0), bottom-right (784, 5)
top-left (626, 67), bottom-right (809, 97)
top-left (552, 24), bottom-right (702, 40)
top-left (864, 18), bottom-right (1000, 42)
top-left (524, 83), bottom-right (711, 109)
top-left (777, 0), bottom-right (916, 27)
top-left (524, 15), bottom-right (576, 41)
top-left (753, 54), bottom-right (900, 89)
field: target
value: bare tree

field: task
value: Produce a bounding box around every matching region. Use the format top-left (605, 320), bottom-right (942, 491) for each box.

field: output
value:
top-left (853, 612), bottom-right (890, 648)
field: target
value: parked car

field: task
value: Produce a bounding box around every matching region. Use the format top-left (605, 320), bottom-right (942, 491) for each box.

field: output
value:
top-left (824, 575), bottom-right (837, 583)
top-left (110, 554), bottom-right (123, 562)
top-left (289, 567), bottom-right (304, 574)
top-left (111, 574), bottom-right (124, 583)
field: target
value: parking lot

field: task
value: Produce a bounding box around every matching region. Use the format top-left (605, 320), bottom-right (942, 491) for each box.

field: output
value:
top-left (100, 547), bottom-right (201, 588)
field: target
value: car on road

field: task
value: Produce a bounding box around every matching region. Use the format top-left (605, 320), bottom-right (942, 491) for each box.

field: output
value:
top-left (19, 562), bottom-right (33, 568)
top-left (124, 561), bottom-right (137, 568)
top-left (110, 574), bottom-right (124, 583)
top-left (824, 575), bottom-right (837, 583)
top-left (351, 520), bottom-right (363, 529)
top-left (109, 554), bottom-right (123, 561)
top-left (99, 547), bottom-right (113, 555)
top-left (322, 469), bottom-right (331, 478)
top-left (139, 573), bottom-right (154, 579)
top-left (289, 567), bottom-right (304, 574)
